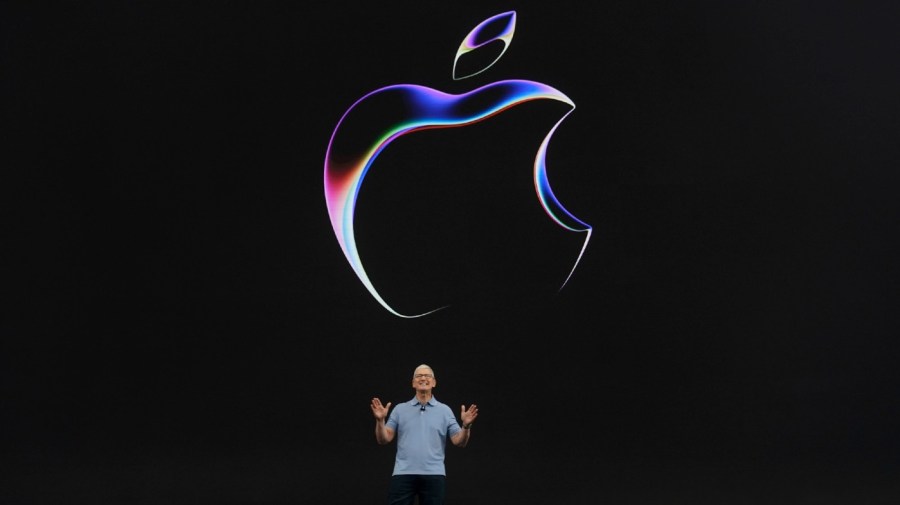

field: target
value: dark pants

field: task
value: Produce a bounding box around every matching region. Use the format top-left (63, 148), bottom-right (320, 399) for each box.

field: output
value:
top-left (387, 474), bottom-right (447, 505)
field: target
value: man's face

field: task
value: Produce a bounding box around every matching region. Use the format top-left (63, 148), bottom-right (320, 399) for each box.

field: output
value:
top-left (412, 368), bottom-right (436, 391)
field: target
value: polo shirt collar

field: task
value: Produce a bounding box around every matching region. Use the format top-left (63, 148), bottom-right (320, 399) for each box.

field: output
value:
top-left (410, 396), bottom-right (436, 408)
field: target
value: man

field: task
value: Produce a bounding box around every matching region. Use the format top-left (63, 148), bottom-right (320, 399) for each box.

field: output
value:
top-left (370, 364), bottom-right (479, 505)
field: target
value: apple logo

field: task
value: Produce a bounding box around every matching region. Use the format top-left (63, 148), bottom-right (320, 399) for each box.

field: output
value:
top-left (324, 10), bottom-right (591, 318)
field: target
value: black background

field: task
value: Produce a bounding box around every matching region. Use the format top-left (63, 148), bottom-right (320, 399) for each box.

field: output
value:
top-left (3, 2), bottom-right (899, 504)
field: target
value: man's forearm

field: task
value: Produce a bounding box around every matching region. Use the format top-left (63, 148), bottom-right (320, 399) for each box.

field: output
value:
top-left (374, 419), bottom-right (391, 444)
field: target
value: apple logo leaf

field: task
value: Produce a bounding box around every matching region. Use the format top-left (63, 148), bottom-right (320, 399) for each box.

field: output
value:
top-left (453, 10), bottom-right (517, 81)
top-left (324, 10), bottom-right (592, 318)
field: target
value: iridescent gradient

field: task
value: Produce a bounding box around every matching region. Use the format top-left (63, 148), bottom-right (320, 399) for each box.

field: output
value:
top-left (323, 11), bottom-right (592, 318)
top-left (453, 11), bottom-right (516, 80)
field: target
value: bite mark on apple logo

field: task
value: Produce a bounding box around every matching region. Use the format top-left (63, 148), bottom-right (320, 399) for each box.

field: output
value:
top-left (324, 11), bottom-right (591, 318)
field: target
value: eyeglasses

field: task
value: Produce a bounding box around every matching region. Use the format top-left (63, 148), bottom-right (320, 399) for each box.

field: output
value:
top-left (414, 374), bottom-right (434, 379)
